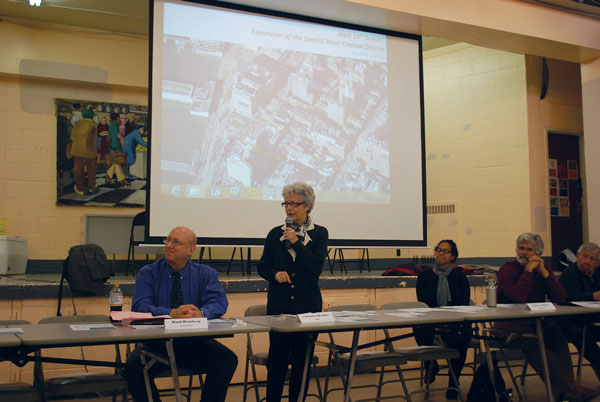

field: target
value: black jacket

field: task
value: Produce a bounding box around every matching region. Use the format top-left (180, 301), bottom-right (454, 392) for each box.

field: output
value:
top-left (416, 265), bottom-right (471, 308)
top-left (258, 223), bottom-right (328, 315)
top-left (559, 262), bottom-right (600, 302)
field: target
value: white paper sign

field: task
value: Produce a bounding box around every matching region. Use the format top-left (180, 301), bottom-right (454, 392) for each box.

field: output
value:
top-left (297, 312), bottom-right (335, 323)
top-left (70, 324), bottom-right (116, 331)
top-left (0, 328), bottom-right (23, 334)
top-left (571, 301), bottom-right (600, 309)
top-left (526, 302), bottom-right (556, 311)
top-left (165, 318), bottom-right (208, 330)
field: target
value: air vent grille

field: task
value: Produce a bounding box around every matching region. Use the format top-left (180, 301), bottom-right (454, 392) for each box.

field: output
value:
top-left (427, 204), bottom-right (456, 215)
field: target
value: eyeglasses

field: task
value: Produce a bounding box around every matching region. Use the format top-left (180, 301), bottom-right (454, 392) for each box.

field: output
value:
top-left (163, 238), bottom-right (189, 247)
top-left (580, 253), bottom-right (600, 263)
top-left (281, 202), bottom-right (306, 208)
top-left (434, 248), bottom-right (453, 255)
top-left (516, 246), bottom-right (536, 253)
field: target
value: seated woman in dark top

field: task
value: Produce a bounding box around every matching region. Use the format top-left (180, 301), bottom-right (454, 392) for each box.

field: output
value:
top-left (413, 239), bottom-right (471, 400)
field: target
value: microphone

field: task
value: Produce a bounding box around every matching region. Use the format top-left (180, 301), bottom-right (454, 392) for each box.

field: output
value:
top-left (284, 216), bottom-right (293, 249)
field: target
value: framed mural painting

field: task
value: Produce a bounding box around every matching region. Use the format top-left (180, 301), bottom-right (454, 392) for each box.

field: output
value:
top-left (56, 98), bottom-right (149, 207)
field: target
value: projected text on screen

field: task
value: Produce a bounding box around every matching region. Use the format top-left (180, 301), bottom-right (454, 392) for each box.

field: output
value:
top-left (160, 3), bottom-right (391, 204)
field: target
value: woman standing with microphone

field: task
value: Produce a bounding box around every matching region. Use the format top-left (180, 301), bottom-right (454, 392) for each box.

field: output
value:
top-left (258, 182), bottom-right (329, 402)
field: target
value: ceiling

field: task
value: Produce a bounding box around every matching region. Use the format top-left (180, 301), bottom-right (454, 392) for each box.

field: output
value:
top-left (0, 0), bottom-right (452, 49)
top-left (0, 0), bottom-right (150, 36)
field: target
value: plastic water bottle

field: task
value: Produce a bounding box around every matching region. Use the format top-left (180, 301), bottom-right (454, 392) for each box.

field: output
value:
top-left (109, 283), bottom-right (124, 312)
top-left (486, 277), bottom-right (497, 307)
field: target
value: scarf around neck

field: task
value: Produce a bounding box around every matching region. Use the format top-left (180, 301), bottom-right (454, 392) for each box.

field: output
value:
top-left (435, 263), bottom-right (453, 307)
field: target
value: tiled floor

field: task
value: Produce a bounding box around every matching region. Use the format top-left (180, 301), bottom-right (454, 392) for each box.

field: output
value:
top-left (53, 364), bottom-right (600, 401)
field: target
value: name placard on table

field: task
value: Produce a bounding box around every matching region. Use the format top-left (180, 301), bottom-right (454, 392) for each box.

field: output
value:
top-left (526, 302), bottom-right (556, 311)
top-left (165, 318), bottom-right (208, 330)
top-left (298, 312), bottom-right (335, 323)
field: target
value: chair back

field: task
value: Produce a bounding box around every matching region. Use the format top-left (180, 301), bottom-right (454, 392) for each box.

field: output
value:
top-left (380, 301), bottom-right (428, 310)
top-left (244, 304), bottom-right (267, 317)
top-left (326, 304), bottom-right (377, 312)
top-left (38, 315), bottom-right (109, 324)
top-left (131, 211), bottom-right (147, 245)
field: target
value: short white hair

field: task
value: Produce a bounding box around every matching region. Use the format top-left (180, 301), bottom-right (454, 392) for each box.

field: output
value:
top-left (516, 232), bottom-right (544, 255)
top-left (282, 182), bottom-right (315, 214)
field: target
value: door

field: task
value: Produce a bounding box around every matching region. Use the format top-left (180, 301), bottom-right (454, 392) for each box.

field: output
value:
top-left (548, 132), bottom-right (583, 258)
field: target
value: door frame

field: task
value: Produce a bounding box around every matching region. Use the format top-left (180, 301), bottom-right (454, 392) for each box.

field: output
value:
top-left (545, 127), bottom-right (587, 252)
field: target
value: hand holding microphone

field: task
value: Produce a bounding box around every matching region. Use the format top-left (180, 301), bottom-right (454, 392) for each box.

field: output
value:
top-left (284, 216), bottom-right (294, 249)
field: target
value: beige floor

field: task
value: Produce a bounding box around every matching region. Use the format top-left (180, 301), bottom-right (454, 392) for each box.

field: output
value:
top-left (53, 364), bottom-right (600, 401)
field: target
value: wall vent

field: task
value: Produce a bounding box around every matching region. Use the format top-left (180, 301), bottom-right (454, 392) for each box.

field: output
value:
top-left (427, 204), bottom-right (456, 215)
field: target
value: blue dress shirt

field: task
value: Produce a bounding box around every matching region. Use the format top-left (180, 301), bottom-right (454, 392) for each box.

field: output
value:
top-left (132, 258), bottom-right (228, 318)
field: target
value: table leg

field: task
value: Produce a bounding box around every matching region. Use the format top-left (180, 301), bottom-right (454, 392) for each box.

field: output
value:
top-left (297, 332), bottom-right (316, 402)
top-left (577, 318), bottom-right (587, 383)
top-left (343, 330), bottom-right (361, 402)
top-left (166, 339), bottom-right (183, 402)
top-left (482, 337), bottom-right (500, 402)
top-left (139, 344), bottom-right (154, 402)
top-left (535, 318), bottom-right (554, 402)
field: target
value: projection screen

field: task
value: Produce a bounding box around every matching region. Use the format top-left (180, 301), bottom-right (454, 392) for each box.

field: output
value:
top-left (149, 0), bottom-right (426, 247)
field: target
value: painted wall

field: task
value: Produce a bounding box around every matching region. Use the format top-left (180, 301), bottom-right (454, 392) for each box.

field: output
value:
top-left (581, 58), bottom-right (600, 242)
top-left (409, 43), bottom-right (530, 258)
top-left (0, 9), bottom-right (596, 262)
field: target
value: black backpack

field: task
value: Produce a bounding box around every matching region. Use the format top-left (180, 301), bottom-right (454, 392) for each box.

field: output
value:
top-left (63, 244), bottom-right (113, 294)
top-left (467, 358), bottom-right (513, 402)
top-left (57, 244), bottom-right (114, 315)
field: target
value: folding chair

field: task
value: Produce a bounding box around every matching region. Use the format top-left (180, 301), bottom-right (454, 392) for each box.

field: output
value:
top-left (0, 320), bottom-right (39, 402)
top-left (321, 304), bottom-right (410, 402)
top-left (379, 302), bottom-right (465, 401)
top-left (242, 304), bottom-right (323, 402)
top-left (33, 315), bottom-right (128, 402)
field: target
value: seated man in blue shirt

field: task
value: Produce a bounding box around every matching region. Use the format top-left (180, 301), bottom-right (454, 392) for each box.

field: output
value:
top-left (123, 226), bottom-right (238, 402)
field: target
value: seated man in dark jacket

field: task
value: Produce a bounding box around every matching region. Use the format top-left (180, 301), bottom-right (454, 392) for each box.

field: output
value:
top-left (496, 232), bottom-right (598, 402)
top-left (558, 242), bottom-right (600, 380)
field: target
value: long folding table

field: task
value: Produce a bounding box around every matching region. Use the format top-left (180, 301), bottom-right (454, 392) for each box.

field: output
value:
top-left (459, 304), bottom-right (600, 402)
top-left (5, 319), bottom-right (270, 402)
top-left (243, 309), bottom-right (465, 402)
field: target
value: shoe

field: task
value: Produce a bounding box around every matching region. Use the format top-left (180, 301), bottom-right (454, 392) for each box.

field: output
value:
top-left (425, 360), bottom-right (439, 384)
top-left (73, 186), bottom-right (84, 195)
top-left (87, 183), bottom-right (99, 194)
top-left (120, 180), bottom-right (131, 186)
top-left (445, 389), bottom-right (458, 400)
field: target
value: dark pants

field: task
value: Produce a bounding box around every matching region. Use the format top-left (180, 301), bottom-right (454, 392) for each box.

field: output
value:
top-left (561, 321), bottom-right (600, 380)
top-left (413, 324), bottom-right (471, 388)
top-left (266, 331), bottom-right (313, 402)
top-left (123, 337), bottom-right (238, 402)
top-left (73, 156), bottom-right (96, 192)
top-left (505, 319), bottom-right (573, 399)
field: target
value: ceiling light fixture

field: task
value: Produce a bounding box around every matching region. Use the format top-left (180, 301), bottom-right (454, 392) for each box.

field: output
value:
top-left (29, 0), bottom-right (42, 6)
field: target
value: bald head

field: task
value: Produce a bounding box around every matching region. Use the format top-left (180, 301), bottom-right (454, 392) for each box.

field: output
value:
top-left (164, 226), bottom-right (197, 270)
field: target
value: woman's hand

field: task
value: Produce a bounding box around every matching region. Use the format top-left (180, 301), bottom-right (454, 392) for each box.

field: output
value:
top-left (282, 227), bottom-right (299, 245)
top-left (275, 271), bottom-right (292, 284)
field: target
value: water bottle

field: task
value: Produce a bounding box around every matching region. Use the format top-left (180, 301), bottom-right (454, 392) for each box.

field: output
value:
top-left (486, 276), bottom-right (497, 307)
top-left (109, 283), bottom-right (124, 312)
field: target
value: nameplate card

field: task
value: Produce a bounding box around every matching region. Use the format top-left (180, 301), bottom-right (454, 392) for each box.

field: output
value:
top-left (70, 324), bottom-right (116, 331)
top-left (0, 328), bottom-right (23, 334)
top-left (526, 302), bottom-right (556, 311)
top-left (165, 318), bottom-right (208, 330)
top-left (298, 312), bottom-right (335, 323)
